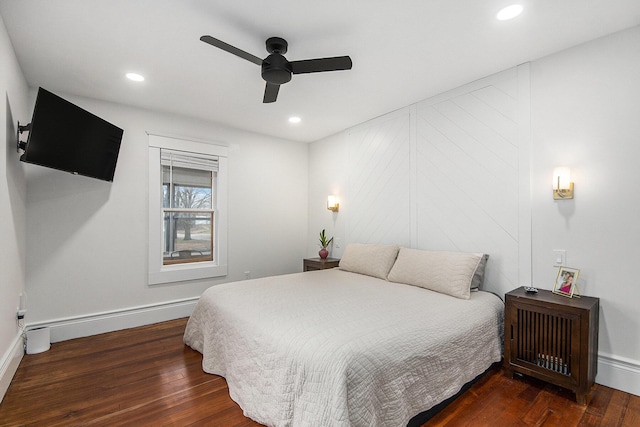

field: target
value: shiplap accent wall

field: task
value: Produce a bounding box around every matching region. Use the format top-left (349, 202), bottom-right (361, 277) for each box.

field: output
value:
top-left (341, 65), bottom-right (531, 296)
top-left (346, 111), bottom-right (412, 247)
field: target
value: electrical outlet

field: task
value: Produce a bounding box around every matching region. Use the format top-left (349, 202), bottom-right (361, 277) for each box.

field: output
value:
top-left (244, 271), bottom-right (251, 279)
top-left (334, 237), bottom-right (341, 249)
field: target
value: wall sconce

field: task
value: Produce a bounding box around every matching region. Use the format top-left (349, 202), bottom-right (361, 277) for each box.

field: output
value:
top-left (327, 195), bottom-right (339, 212)
top-left (553, 167), bottom-right (574, 200)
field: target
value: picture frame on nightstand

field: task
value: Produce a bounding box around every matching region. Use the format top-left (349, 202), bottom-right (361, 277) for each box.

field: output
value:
top-left (553, 266), bottom-right (581, 298)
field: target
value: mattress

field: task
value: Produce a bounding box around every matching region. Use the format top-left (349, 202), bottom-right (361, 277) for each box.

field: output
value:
top-left (184, 268), bottom-right (504, 426)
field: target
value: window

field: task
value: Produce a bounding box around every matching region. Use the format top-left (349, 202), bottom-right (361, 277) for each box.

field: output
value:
top-left (162, 151), bottom-right (215, 265)
top-left (148, 134), bottom-right (228, 285)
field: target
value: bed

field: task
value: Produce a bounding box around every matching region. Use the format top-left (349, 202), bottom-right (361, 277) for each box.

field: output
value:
top-left (184, 244), bottom-right (504, 426)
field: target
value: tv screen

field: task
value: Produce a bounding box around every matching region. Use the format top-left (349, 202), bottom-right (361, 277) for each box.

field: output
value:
top-left (20, 87), bottom-right (124, 182)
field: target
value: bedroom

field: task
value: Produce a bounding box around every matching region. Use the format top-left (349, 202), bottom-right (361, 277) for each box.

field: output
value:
top-left (1, 0), bottom-right (640, 424)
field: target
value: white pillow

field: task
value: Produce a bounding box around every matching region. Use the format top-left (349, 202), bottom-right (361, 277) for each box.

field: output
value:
top-left (387, 248), bottom-right (488, 299)
top-left (470, 254), bottom-right (489, 291)
top-left (338, 243), bottom-right (400, 280)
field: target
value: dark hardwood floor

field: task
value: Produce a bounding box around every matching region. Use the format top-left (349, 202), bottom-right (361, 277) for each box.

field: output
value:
top-left (0, 318), bottom-right (638, 426)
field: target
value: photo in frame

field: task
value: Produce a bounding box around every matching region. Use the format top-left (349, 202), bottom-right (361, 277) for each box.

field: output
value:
top-left (553, 266), bottom-right (580, 298)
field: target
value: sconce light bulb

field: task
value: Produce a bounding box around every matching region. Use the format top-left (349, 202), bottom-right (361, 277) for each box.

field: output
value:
top-left (553, 167), bottom-right (574, 199)
top-left (327, 195), bottom-right (339, 212)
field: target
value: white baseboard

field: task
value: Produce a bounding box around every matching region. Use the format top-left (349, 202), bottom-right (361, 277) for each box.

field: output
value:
top-left (598, 352), bottom-right (640, 397)
top-left (0, 332), bottom-right (24, 404)
top-left (25, 297), bottom-right (199, 343)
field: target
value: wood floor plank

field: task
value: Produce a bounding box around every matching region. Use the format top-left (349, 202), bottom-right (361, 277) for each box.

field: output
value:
top-left (428, 370), bottom-right (524, 425)
top-left (622, 394), bottom-right (640, 426)
top-left (1, 318), bottom-right (638, 427)
top-left (578, 384), bottom-right (614, 426)
top-left (600, 389), bottom-right (631, 426)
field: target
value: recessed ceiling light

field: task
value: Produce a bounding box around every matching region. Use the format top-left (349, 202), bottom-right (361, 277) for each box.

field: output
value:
top-left (126, 72), bottom-right (145, 82)
top-left (496, 4), bottom-right (523, 21)
top-left (288, 116), bottom-right (301, 124)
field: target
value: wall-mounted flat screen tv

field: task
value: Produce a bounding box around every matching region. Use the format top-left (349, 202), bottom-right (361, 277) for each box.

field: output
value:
top-left (20, 87), bottom-right (124, 182)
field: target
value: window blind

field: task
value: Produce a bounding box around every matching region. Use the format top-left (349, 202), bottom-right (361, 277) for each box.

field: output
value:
top-left (160, 149), bottom-right (218, 172)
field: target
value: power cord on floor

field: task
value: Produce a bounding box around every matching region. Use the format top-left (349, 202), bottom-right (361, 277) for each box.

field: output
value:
top-left (17, 310), bottom-right (27, 352)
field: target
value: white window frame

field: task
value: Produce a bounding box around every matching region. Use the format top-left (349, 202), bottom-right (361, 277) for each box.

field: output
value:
top-left (148, 133), bottom-right (228, 285)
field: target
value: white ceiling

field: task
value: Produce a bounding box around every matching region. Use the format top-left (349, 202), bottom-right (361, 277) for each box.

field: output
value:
top-left (1, 0), bottom-right (639, 143)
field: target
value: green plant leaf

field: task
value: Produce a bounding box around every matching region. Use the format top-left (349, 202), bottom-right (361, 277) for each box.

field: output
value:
top-left (318, 228), bottom-right (333, 248)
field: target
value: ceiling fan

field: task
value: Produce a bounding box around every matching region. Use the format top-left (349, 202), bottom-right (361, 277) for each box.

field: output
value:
top-left (200, 35), bottom-right (353, 103)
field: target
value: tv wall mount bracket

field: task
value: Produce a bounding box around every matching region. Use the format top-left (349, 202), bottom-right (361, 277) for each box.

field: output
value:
top-left (16, 121), bottom-right (31, 152)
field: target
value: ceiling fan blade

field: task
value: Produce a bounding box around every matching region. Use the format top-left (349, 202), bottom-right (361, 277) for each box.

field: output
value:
top-left (263, 82), bottom-right (280, 103)
top-left (200, 35), bottom-right (263, 66)
top-left (290, 56), bottom-right (352, 74)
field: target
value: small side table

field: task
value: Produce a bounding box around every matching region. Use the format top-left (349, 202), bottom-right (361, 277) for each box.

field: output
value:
top-left (504, 286), bottom-right (599, 404)
top-left (303, 257), bottom-right (340, 272)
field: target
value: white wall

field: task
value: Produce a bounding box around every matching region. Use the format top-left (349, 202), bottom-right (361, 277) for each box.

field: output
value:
top-left (0, 13), bottom-right (29, 401)
top-left (308, 66), bottom-right (531, 300)
top-left (308, 26), bottom-right (640, 395)
top-left (23, 95), bottom-right (308, 333)
top-left (308, 131), bottom-right (348, 257)
top-left (530, 26), bottom-right (640, 394)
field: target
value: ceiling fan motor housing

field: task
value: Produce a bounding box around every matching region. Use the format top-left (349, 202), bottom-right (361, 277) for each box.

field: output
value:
top-left (261, 53), bottom-right (292, 84)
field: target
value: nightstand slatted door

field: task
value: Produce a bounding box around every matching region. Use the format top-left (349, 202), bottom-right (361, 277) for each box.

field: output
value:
top-left (515, 307), bottom-right (575, 376)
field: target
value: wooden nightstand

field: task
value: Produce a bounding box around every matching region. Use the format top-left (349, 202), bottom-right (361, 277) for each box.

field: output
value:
top-left (303, 257), bottom-right (340, 272)
top-left (504, 286), bottom-right (599, 404)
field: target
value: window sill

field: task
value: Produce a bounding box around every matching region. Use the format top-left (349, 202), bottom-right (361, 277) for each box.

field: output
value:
top-left (148, 262), bottom-right (227, 285)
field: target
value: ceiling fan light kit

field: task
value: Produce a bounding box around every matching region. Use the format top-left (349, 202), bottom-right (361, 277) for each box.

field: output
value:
top-left (200, 35), bottom-right (352, 103)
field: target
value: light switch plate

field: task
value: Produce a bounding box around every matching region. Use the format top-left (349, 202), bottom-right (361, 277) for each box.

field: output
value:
top-left (553, 250), bottom-right (566, 266)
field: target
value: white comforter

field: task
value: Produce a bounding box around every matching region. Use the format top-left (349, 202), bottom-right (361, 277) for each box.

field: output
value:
top-left (184, 268), bottom-right (503, 427)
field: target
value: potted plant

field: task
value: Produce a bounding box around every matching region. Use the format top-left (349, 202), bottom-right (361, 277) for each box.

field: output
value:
top-left (318, 229), bottom-right (333, 259)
